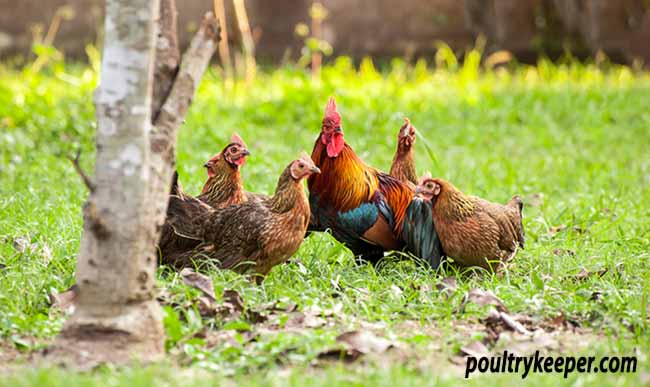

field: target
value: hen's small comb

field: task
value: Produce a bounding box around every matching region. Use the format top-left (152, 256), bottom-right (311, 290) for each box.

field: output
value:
top-left (230, 133), bottom-right (247, 148)
top-left (399, 117), bottom-right (412, 137)
top-left (421, 171), bottom-right (433, 181)
top-left (298, 151), bottom-right (314, 165)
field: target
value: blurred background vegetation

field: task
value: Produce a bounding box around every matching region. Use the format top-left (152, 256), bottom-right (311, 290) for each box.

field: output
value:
top-left (2, 0), bottom-right (650, 70)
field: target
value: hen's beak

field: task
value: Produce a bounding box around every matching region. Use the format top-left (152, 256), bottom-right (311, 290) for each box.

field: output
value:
top-left (204, 161), bottom-right (214, 169)
top-left (334, 127), bottom-right (342, 133)
top-left (310, 166), bottom-right (321, 174)
top-left (414, 186), bottom-right (424, 195)
top-left (242, 149), bottom-right (251, 156)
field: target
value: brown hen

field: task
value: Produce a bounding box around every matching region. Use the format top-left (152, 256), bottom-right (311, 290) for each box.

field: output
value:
top-left (415, 175), bottom-right (524, 271)
top-left (165, 152), bottom-right (320, 282)
top-left (158, 134), bottom-right (252, 265)
top-left (389, 117), bottom-right (418, 186)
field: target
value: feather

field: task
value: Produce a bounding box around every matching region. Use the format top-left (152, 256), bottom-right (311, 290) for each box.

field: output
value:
top-left (402, 198), bottom-right (444, 269)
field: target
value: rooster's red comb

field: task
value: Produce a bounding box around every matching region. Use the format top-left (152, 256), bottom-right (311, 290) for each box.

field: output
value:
top-left (323, 97), bottom-right (341, 124)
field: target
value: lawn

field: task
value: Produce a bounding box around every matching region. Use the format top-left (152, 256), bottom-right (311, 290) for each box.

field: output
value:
top-left (0, 54), bottom-right (649, 385)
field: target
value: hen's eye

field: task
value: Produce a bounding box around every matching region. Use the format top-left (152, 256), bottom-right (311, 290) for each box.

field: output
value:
top-left (230, 147), bottom-right (237, 153)
top-left (298, 163), bottom-right (305, 168)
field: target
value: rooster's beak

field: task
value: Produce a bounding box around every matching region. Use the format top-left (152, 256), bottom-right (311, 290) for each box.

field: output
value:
top-left (334, 127), bottom-right (342, 133)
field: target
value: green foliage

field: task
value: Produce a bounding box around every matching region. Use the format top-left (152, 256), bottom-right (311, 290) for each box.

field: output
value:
top-left (1, 58), bottom-right (649, 384)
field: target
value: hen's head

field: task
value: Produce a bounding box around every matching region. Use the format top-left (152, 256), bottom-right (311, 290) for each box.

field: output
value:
top-left (290, 151), bottom-right (321, 180)
top-left (320, 97), bottom-right (344, 158)
top-left (204, 133), bottom-right (250, 177)
top-left (415, 173), bottom-right (443, 201)
top-left (397, 117), bottom-right (416, 152)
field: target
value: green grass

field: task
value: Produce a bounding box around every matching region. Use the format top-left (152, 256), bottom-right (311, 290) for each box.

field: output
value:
top-left (1, 56), bottom-right (649, 385)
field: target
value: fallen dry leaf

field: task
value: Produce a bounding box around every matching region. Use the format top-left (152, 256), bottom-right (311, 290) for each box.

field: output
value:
top-left (495, 329), bottom-right (559, 356)
top-left (316, 348), bottom-right (363, 363)
top-left (459, 340), bottom-right (489, 357)
top-left (569, 267), bottom-right (608, 282)
top-left (552, 248), bottom-right (575, 257)
top-left (337, 331), bottom-right (394, 354)
top-left (303, 313), bottom-right (327, 328)
top-left (49, 285), bottom-right (78, 314)
top-left (40, 244), bottom-right (53, 262)
top-left (464, 288), bottom-right (508, 313)
top-left (548, 224), bottom-right (567, 236)
top-left (488, 309), bottom-right (531, 335)
top-left (196, 296), bottom-right (218, 317)
top-left (435, 277), bottom-right (458, 298)
top-left (222, 289), bottom-right (244, 312)
top-left (572, 226), bottom-right (586, 234)
top-left (12, 236), bottom-right (31, 253)
top-left (180, 268), bottom-right (216, 301)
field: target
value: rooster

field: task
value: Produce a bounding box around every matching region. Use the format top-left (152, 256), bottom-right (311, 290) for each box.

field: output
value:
top-left (415, 174), bottom-right (524, 271)
top-left (308, 98), bottom-right (441, 265)
top-left (389, 117), bottom-right (418, 186)
top-left (165, 152), bottom-right (320, 282)
top-left (158, 134), bottom-right (252, 266)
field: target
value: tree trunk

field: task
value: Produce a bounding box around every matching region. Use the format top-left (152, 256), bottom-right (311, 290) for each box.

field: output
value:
top-left (46, 0), bottom-right (219, 366)
top-left (49, 0), bottom-right (164, 367)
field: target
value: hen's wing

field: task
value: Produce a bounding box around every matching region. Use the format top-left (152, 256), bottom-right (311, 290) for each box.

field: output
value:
top-left (182, 200), bottom-right (271, 273)
top-left (166, 195), bottom-right (217, 240)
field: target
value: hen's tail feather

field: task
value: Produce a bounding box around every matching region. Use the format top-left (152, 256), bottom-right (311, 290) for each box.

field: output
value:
top-left (166, 195), bottom-right (213, 241)
top-left (402, 198), bottom-right (444, 269)
top-left (169, 170), bottom-right (181, 196)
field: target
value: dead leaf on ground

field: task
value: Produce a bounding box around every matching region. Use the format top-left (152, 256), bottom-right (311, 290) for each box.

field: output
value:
top-left (463, 288), bottom-right (508, 313)
top-left (435, 277), bottom-right (458, 298)
top-left (180, 268), bottom-right (216, 301)
top-left (572, 226), bottom-right (586, 234)
top-left (548, 224), bottom-right (567, 236)
top-left (198, 328), bottom-right (258, 349)
top-left (40, 244), bottom-right (52, 262)
top-left (316, 348), bottom-right (363, 363)
top-left (459, 340), bottom-right (489, 357)
top-left (495, 330), bottom-right (559, 356)
top-left (48, 285), bottom-right (78, 314)
top-left (569, 267), bottom-right (608, 282)
top-left (222, 289), bottom-right (244, 312)
top-left (336, 331), bottom-right (394, 354)
top-left (485, 309), bottom-right (531, 336)
top-left (552, 248), bottom-right (575, 257)
top-left (196, 296), bottom-right (218, 317)
top-left (12, 236), bottom-right (31, 253)
top-left (303, 313), bottom-right (327, 328)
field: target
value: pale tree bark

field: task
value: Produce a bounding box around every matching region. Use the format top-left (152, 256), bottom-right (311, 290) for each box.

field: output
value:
top-left (48, 0), bottom-right (219, 367)
top-left (232, 0), bottom-right (256, 82)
